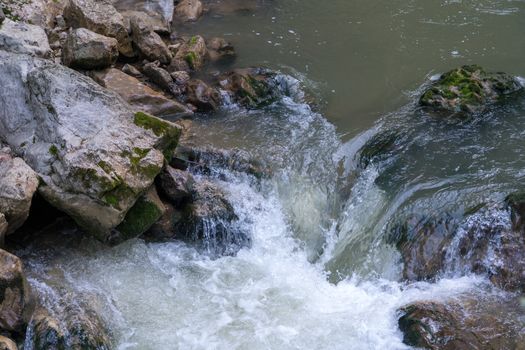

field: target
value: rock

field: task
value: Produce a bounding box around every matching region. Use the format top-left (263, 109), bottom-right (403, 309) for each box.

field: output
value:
top-left (62, 28), bottom-right (119, 70)
top-left (0, 19), bottom-right (51, 58)
top-left (207, 37), bottom-right (236, 62)
top-left (175, 179), bottom-right (250, 256)
top-left (0, 336), bottom-right (16, 350)
top-left (0, 51), bottom-right (181, 242)
top-left (128, 12), bottom-right (172, 64)
top-left (144, 201), bottom-right (182, 241)
top-left (505, 191), bottom-right (525, 231)
top-left (420, 65), bottom-right (523, 115)
top-left (358, 131), bottom-right (400, 168)
top-left (398, 299), bottom-right (525, 349)
top-left (0, 8), bottom-right (5, 25)
top-left (63, 0), bottom-right (133, 57)
top-left (171, 70), bottom-right (190, 86)
top-left (114, 186), bottom-right (166, 244)
top-left (0, 0), bottom-right (65, 29)
top-left (156, 166), bottom-right (194, 205)
top-left (143, 62), bottom-right (175, 93)
top-left (171, 143), bottom-right (268, 179)
top-left (390, 201), bottom-right (525, 292)
top-left (121, 10), bottom-right (170, 35)
top-left (0, 214), bottom-right (7, 245)
top-left (0, 249), bottom-right (33, 333)
top-left (171, 35), bottom-right (207, 71)
top-left (114, 1), bottom-right (173, 29)
top-left (121, 63), bottom-right (142, 77)
top-left (29, 305), bottom-right (112, 350)
top-left (173, 0), bottom-right (203, 22)
top-left (186, 79), bottom-right (222, 112)
top-left (0, 147), bottom-right (39, 234)
top-left (90, 68), bottom-right (192, 118)
top-left (218, 68), bottom-right (277, 108)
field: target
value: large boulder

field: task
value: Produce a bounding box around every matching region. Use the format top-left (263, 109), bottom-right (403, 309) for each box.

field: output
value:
top-left (0, 51), bottom-right (181, 242)
top-left (419, 65), bottom-right (523, 115)
top-left (90, 68), bottom-right (192, 118)
top-left (63, 0), bottom-right (133, 57)
top-left (128, 12), bottom-right (171, 64)
top-left (0, 249), bottom-right (33, 333)
top-left (0, 146), bottom-right (39, 234)
top-left (173, 0), bottom-right (203, 22)
top-left (171, 35), bottom-right (207, 71)
top-left (62, 28), bottom-right (119, 70)
top-left (218, 68), bottom-right (278, 108)
top-left (0, 19), bottom-right (51, 58)
top-left (121, 10), bottom-right (170, 35)
top-left (398, 299), bottom-right (525, 349)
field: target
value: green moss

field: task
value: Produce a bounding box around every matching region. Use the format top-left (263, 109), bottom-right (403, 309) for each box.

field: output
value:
top-left (97, 160), bottom-right (113, 174)
top-left (134, 112), bottom-right (172, 137)
top-left (116, 195), bottom-right (163, 238)
top-left (101, 181), bottom-right (136, 209)
top-left (49, 144), bottom-right (59, 157)
top-left (189, 36), bottom-right (199, 46)
top-left (184, 51), bottom-right (198, 69)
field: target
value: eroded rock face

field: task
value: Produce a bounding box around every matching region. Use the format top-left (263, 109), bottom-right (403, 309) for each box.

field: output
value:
top-left (0, 19), bottom-right (51, 58)
top-left (174, 0), bottom-right (203, 22)
top-left (90, 68), bottom-right (192, 118)
top-left (0, 249), bottom-right (33, 333)
top-left (398, 299), bottom-right (525, 350)
top-left (0, 147), bottom-right (39, 235)
top-left (420, 65), bottom-right (523, 115)
top-left (62, 28), bottom-right (119, 70)
top-left (186, 79), bottom-right (222, 112)
top-left (128, 12), bottom-right (172, 64)
top-left (0, 51), bottom-right (180, 242)
top-left (63, 0), bottom-right (133, 57)
top-left (218, 68), bottom-right (277, 108)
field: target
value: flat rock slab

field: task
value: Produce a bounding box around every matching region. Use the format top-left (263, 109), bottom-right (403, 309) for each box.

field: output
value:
top-left (91, 68), bottom-right (192, 118)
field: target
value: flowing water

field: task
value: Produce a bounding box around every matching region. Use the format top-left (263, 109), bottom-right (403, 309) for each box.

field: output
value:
top-left (17, 1), bottom-right (525, 349)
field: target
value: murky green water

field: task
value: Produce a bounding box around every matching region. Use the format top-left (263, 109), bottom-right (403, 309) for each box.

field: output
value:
top-left (185, 0), bottom-right (525, 137)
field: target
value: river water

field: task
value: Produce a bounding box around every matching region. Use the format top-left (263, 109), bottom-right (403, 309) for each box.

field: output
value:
top-left (19, 1), bottom-right (525, 349)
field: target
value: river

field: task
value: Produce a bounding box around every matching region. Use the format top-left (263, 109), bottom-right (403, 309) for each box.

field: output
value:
top-left (18, 0), bottom-right (525, 349)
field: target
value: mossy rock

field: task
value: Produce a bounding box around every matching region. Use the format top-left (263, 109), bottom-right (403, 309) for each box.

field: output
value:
top-left (115, 187), bottom-right (165, 243)
top-left (419, 65), bottom-right (522, 115)
top-left (219, 68), bottom-right (278, 109)
top-left (133, 111), bottom-right (181, 161)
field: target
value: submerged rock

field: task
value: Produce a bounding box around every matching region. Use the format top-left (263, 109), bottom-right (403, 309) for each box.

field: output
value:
top-left (90, 68), bottom-right (192, 118)
top-left (419, 65), bottom-right (523, 115)
top-left (207, 37), bottom-right (236, 62)
top-left (171, 35), bottom-right (207, 71)
top-left (358, 131), bottom-right (400, 168)
top-left (63, 0), bottom-right (133, 57)
top-left (0, 147), bottom-right (39, 235)
top-left (218, 68), bottom-right (277, 108)
top-left (0, 249), bottom-right (33, 333)
top-left (186, 79), bottom-right (222, 112)
top-left (62, 28), bottom-right (119, 70)
top-left (128, 12), bottom-right (172, 64)
top-left (173, 0), bottom-right (203, 22)
top-left (0, 19), bottom-right (51, 58)
top-left (398, 299), bottom-right (525, 349)
top-left (0, 51), bottom-right (180, 242)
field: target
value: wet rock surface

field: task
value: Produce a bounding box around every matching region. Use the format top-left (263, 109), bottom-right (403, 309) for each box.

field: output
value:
top-left (128, 12), bottom-right (172, 64)
top-left (218, 68), bottom-right (277, 108)
top-left (173, 0), bottom-right (203, 22)
top-left (186, 79), bottom-right (222, 112)
top-left (62, 28), bottom-right (118, 70)
top-left (171, 35), bottom-right (207, 71)
top-left (420, 65), bottom-right (523, 115)
top-left (398, 298), bottom-right (525, 350)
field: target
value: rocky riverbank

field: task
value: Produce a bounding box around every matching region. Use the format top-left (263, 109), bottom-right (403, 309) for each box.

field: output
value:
top-left (0, 0), bottom-right (524, 349)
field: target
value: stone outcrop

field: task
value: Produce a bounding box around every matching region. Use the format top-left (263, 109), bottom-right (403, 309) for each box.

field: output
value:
top-left (0, 146), bottom-right (39, 234)
top-left (173, 0), bottom-right (203, 22)
top-left (90, 68), bottom-right (192, 118)
top-left (218, 68), bottom-right (277, 108)
top-left (62, 28), bottom-right (119, 70)
top-left (63, 0), bottom-right (133, 57)
top-left (0, 19), bottom-right (51, 58)
top-left (128, 12), bottom-right (172, 64)
top-left (0, 249), bottom-right (33, 333)
top-left (420, 65), bottom-right (523, 115)
top-left (0, 51), bottom-right (180, 242)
